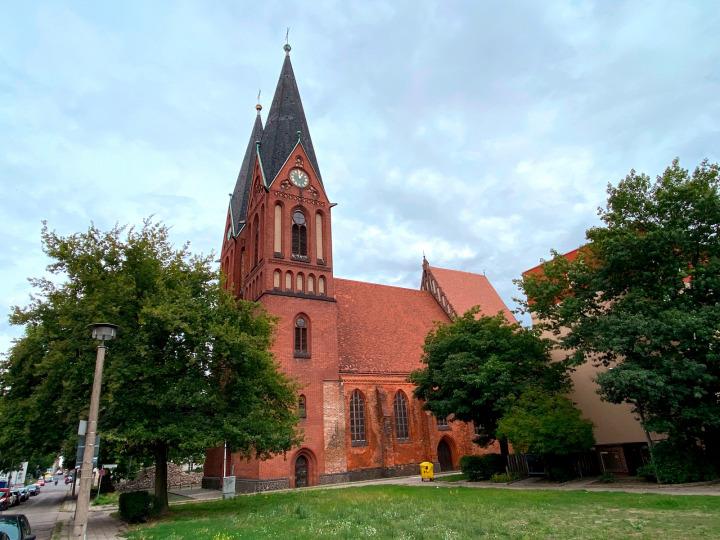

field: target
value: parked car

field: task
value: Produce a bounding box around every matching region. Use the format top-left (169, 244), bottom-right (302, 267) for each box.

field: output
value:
top-left (0, 489), bottom-right (13, 511)
top-left (17, 489), bottom-right (29, 503)
top-left (25, 486), bottom-right (39, 497)
top-left (8, 490), bottom-right (21, 507)
top-left (0, 531), bottom-right (10, 540)
top-left (0, 514), bottom-right (36, 539)
top-left (35, 479), bottom-right (44, 488)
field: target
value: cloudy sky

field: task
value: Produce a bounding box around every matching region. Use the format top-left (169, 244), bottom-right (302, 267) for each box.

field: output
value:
top-left (1, 1), bottom-right (718, 352)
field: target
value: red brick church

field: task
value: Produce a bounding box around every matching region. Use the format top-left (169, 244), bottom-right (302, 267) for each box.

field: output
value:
top-left (203, 45), bottom-right (511, 492)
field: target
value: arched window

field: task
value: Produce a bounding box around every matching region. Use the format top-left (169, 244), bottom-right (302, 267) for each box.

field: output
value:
top-left (296, 272), bottom-right (304, 293)
top-left (315, 212), bottom-right (324, 262)
top-left (253, 214), bottom-right (260, 267)
top-left (285, 271), bottom-right (293, 291)
top-left (298, 395), bottom-right (307, 419)
top-left (318, 276), bottom-right (326, 295)
top-left (294, 315), bottom-right (309, 357)
top-left (436, 415), bottom-right (449, 429)
top-left (350, 390), bottom-right (366, 445)
top-left (393, 391), bottom-right (409, 440)
top-left (274, 203), bottom-right (283, 255)
top-left (273, 269), bottom-right (281, 289)
top-left (307, 274), bottom-right (315, 294)
top-left (291, 210), bottom-right (307, 258)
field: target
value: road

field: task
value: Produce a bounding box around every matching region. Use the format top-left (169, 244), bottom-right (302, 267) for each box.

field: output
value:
top-left (0, 480), bottom-right (67, 540)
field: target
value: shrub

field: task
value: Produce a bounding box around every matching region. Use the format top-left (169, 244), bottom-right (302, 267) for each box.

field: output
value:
top-left (118, 491), bottom-right (159, 523)
top-left (598, 472), bottom-right (616, 483)
top-left (490, 473), bottom-right (511, 483)
top-left (636, 463), bottom-right (657, 482)
top-left (460, 454), bottom-right (505, 481)
top-left (647, 440), bottom-right (718, 484)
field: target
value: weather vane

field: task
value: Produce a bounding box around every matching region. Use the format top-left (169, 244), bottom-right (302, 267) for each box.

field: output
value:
top-left (284, 27), bottom-right (291, 53)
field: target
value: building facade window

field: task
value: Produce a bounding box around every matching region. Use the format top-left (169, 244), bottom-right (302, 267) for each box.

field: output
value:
top-left (307, 274), bottom-right (315, 294)
top-left (285, 271), bottom-right (293, 291)
top-left (296, 272), bottom-right (304, 293)
top-left (291, 210), bottom-right (308, 258)
top-left (253, 214), bottom-right (260, 267)
top-left (318, 276), bottom-right (326, 295)
top-left (315, 212), bottom-right (324, 262)
top-left (436, 415), bottom-right (449, 429)
top-left (274, 203), bottom-right (283, 255)
top-left (273, 269), bottom-right (281, 289)
top-left (393, 391), bottom-right (410, 440)
top-left (294, 315), bottom-right (309, 357)
top-left (298, 395), bottom-right (307, 419)
top-left (350, 390), bottom-right (366, 445)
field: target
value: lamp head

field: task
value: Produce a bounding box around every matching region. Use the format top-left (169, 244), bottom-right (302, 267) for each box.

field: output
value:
top-left (89, 323), bottom-right (119, 342)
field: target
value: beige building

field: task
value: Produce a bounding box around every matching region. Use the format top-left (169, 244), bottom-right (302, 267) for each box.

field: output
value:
top-left (525, 250), bottom-right (651, 475)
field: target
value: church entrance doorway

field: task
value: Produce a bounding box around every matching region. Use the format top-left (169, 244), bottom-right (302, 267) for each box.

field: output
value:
top-left (437, 439), bottom-right (454, 471)
top-left (295, 455), bottom-right (309, 487)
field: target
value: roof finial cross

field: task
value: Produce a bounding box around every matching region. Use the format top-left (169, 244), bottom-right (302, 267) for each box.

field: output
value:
top-left (284, 28), bottom-right (291, 54)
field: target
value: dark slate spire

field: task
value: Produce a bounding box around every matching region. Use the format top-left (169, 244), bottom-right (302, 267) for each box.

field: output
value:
top-left (230, 108), bottom-right (264, 232)
top-left (260, 45), bottom-right (322, 185)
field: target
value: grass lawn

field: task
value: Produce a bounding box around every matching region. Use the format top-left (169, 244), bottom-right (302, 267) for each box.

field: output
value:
top-left (125, 485), bottom-right (720, 539)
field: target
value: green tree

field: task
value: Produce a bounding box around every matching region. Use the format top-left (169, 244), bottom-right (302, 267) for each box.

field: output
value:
top-left (409, 312), bottom-right (568, 457)
top-left (496, 388), bottom-right (594, 457)
top-left (520, 159), bottom-right (720, 471)
top-left (0, 221), bottom-right (300, 510)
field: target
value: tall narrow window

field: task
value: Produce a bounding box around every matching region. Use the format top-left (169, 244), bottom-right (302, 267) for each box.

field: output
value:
top-left (307, 274), bottom-right (315, 294)
top-left (294, 315), bottom-right (308, 357)
top-left (315, 212), bottom-right (324, 262)
top-left (253, 214), bottom-right (260, 267)
top-left (285, 271), bottom-right (293, 291)
top-left (274, 204), bottom-right (282, 255)
top-left (318, 276), bottom-right (326, 295)
top-left (296, 273), bottom-right (304, 293)
top-left (273, 269), bottom-right (281, 289)
top-left (350, 390), bottom-right (366, 445)
top-left (298, 395), bottom-right (307, 419)
top-left (394, 391), bottom-right (410, 440)
top-left (292, 210), bottom-right (307, 258)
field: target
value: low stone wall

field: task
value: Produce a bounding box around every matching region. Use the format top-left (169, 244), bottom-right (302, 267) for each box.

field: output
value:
top-left (118, 463), bottom-right (202, 492)
top-left (235, 477), bottom-right (290, 493)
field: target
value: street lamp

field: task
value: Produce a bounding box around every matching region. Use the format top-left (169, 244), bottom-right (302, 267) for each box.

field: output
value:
top-left (73, 323), bottom-right (118, 539)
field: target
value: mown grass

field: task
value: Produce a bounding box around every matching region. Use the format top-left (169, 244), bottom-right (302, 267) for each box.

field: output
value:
top-left (125, 485), bottom-right (720, 539)
top-left (93, 490), bottom-right (120, 506)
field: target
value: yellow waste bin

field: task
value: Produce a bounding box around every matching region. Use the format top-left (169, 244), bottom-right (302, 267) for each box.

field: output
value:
top-left (420, 461), bottom-right (434, 482)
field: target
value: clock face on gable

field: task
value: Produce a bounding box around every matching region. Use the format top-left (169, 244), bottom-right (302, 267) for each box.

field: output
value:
top-left (289, 168), bottom-right (310, 188)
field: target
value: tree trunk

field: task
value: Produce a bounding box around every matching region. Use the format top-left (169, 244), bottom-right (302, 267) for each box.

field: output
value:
top-left (154, 442), bottom-right (169, 513)
top-left (499, 437), bottom-right (510, 462)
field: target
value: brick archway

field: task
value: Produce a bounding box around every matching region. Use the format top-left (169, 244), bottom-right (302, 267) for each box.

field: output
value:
top-left (437, 436), bottom-right (457, 472)
top-left (292, 448), bottom-right (317, 488)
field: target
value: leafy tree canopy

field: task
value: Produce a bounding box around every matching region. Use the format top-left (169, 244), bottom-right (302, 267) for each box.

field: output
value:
top-left (497, 388), bottom-right (595, 456)
top-left (0, 221), bottom-right (300, 509)
top-left (409, 312), bottom-right (569, 455)
top-left (519, 159), bottom-right (720, 463)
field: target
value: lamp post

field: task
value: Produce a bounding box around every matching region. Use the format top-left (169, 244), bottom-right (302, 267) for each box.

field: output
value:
top-left (73, 323), bottom-right (118, 539)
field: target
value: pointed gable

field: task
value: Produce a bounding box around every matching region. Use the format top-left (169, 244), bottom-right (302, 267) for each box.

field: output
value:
top-left (422, 262), bottom-right (517, 324)
top-left (260, 51), bottom-right (322, 186)
top-left (230, 112), bottom-right (263, 233)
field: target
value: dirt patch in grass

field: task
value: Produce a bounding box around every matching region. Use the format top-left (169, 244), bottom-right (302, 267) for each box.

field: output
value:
top-left (125, 485), bottom-right (720, 539)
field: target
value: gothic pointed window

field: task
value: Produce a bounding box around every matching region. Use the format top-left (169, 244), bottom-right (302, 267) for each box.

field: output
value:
top-left (253, 214), bottom-right (260, 267)
top-left (350, 390), bottom-right (366, 445)
top-left (291, 210), bottom-right (307, 258)
top-left (393, 391), bottom-right (410, 440)
top-left (294, 315), bottom-right (309, 357)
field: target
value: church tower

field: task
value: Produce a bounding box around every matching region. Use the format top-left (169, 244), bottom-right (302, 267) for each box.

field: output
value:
top-left (213, 44), bottom-right (345, 490)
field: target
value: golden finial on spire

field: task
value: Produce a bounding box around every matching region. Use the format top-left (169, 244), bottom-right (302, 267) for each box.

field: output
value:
top-left (255, 89), bottom-right (262, 112)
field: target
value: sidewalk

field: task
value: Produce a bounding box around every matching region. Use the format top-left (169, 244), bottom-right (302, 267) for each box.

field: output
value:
top-left (56, 497), bottom-right (127, 540)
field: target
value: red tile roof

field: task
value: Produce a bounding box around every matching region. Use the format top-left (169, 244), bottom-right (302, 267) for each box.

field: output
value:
top-left (335, 278), bottom-right (450, 374)
top-left (429, 266), bottom-right (517, 323)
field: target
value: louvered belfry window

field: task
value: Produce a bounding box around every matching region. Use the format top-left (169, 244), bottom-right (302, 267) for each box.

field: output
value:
top-left (291, 210), bottom-right (307, 257)
top-left (394, 391), bottom-right (410, 440)
top-left (350, 390), bottom-right (366, 445)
